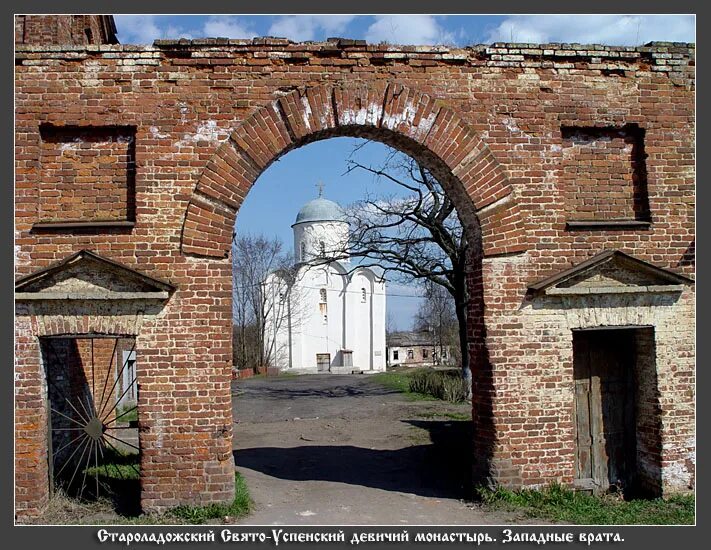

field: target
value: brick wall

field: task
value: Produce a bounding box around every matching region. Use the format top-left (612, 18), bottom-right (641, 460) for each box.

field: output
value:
top-left (562, 125), bottom-right (650, 222)
top-left (15, 15), bottom-right (117, 45)
top-left (15, 29), bottom-right (695, 517)
top-left (509, 286), bottom-right (695, 493)
top-left (38, 125), bottom-right (136, 223)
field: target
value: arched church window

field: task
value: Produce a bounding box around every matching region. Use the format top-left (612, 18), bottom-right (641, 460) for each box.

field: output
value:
top-left (319, 240), bottom-right (326, 257)
top-left (320, 288), bottom-right (327, 303)
top-left (300, 241), bottom-right (306, 261)
top-left (278, 291), bottom-right (285, 303)
top-left (361, 288), bottom-right (366, 303)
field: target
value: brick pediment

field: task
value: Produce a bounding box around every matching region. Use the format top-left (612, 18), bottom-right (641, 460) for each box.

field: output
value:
top-left (15, 250), bottom-right (174, 300)
top-left (528, 250), bottom-right (694, 296)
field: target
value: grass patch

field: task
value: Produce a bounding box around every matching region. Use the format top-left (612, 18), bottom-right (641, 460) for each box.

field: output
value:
top-left (168, 472), bottom-right (252, 524)
top-left (409, 369), bottom-right (466, 402)
top-left (115, 404), bottom-right (138, 423)
top-left (372, 368), bottom-right (466, 402)
top-left (371, 371), bottom-right (412, 393)
top-left (478, 484), bottom-right (695, 525)
top-left (84, 462), bottom-right (140, 481)
top-left (83, 449), bottom-right (140, 481)
top-left (371, 370), bottom-right (436, 401)
top-left (23, 471), bottom-right (252, 525)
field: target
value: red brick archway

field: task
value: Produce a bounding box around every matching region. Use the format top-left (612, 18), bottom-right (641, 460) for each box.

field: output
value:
top-left (178, 82), bottom-right (527, 504)
top-left (15, 17), bottom-right (695, 518)
top-left (180, 82), bottom-right (527, 259)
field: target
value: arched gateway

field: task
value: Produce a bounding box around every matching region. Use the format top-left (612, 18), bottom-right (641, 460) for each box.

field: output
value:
top-left (14, 15), bottom-right (695, 518)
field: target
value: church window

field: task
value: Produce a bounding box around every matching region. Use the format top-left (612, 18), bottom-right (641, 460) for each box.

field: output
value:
top-left (422, 348), bottom-right (429, 359)
top-left (393, 350), bottom-right (399, 361)
top-left (319, 240), bottom-right (326, 257)
top-left (300, 241), bottom-right (306, 261)
top-left (320, 288), bottom-right (327, 303)
top-left (361, 288), bottom-right (366, 303)
top-left (278, 291), bottom-right (285, 303)
top-left (407, 349), bottom-right (414, 360)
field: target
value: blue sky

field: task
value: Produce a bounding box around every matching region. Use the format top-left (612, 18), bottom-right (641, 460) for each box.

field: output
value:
top-left (114, 15), bottom-right (695, 46)
top-left (113, 15), bottom-right (695, 330)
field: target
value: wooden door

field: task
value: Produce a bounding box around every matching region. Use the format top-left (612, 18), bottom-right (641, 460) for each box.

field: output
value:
top-left (573, 330), bottom-right (636, 493)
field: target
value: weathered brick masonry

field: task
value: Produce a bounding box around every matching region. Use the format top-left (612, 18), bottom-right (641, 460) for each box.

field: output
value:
top-left (15, 15), bottom-right (695, 517)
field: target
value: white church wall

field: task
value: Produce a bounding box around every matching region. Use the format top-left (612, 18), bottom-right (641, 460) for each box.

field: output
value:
top-left (288, 289), bottom-right (304, 370)
top-left (344, 269), bottom-right (386, 372)
top-left (263, 196), bottom-right (387, 375)
top-left (325, 264), bottom-right (347, 368)
top-left (372, 279), bottom-right (387, 371)
top-left (293, 221), bottom-right (350, 263)
top-left (294, 264), bottom-right (346, 371)
top-left (354, 271), bottom-right (372, 371)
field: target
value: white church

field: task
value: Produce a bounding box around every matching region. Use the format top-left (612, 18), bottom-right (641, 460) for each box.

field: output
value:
top-left (262, 190), bottom-right (387, 374)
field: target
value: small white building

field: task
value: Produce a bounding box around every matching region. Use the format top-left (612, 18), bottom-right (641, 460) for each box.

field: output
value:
top-left (263, 193), bottom-right (387, 373)
top-left (386, 331), bottom-right (452, 368)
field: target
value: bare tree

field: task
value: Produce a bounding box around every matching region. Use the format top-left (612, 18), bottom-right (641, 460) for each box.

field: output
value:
top-left (385, 310), bottom-right (396, 337)
top-left (261, 265), bottom-right (305, 369)
top-left (413, 279), bottom-right (459, 366)
top-left (232, 233), bottom-right (294, 372)
top-left (333, 148), bottom-right (473, 397)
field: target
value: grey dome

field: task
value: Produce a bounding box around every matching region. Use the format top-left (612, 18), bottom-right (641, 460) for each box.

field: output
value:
top-left (293, 198), bottom-right (347, 225)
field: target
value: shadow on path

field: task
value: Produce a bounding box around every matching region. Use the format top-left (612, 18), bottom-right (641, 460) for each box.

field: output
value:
top-left (234, 419), bottom-right (473, 500)
top-left (234, 382), bottom-right (401, 401)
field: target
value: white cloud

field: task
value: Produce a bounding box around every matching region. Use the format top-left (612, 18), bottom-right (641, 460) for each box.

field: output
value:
top-left (114, 15), bottom-right (254, 44)
top-left (202, 16), bottom-right (255, 39)
top-left (365, 15), bottom-right (455, 46)
top-left (486, 15), bottom-right (695, 46)
top-left (165, 25), bottom-right (194, 40)
top-left (115, 15), bottom-right (195, 43)
top-left (267, 15), bottom-right (356, 42)
top-left (114, 15), bottom-right (163, 44)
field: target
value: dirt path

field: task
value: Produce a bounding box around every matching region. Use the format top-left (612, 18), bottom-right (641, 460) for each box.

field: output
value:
top-left (231, 374), bottom-right (537, 525)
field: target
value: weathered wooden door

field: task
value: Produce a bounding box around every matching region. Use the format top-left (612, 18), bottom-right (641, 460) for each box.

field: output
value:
top-left (573, 329), bottom-right (637, 493)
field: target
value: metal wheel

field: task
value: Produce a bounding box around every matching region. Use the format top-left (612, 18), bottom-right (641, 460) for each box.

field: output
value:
top-left (43, 337), bottom-right (140, 501)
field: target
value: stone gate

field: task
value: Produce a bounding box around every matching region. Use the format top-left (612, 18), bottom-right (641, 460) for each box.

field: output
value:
top-left (14, 15), bottom-right (695, 518)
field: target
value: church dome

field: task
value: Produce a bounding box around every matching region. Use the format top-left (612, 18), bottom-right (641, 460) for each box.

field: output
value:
top-left (293, 197), bottom-right (347, 226)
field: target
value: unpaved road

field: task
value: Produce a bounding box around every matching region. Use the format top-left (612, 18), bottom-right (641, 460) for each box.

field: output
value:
top-left (232, 374), bottom-right (537, 525)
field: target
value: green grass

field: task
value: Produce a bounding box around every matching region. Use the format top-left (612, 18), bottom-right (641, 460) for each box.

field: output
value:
top-left (372, 368), bottom-right (467, 402)
top-left (371, 370), bottom-right (436, 401)
top-left (478, 484), bottom-right (695, 525)
top-left (168, 472), bottom-right (253, 524)
top-left (84, 462), bottom-right (140, 480)
top-left (371, 371), bottom-right (412, 392)
top-left (408, 369), bottom-right (466, 402)
top-left (115, 404), bottom-right (138, 423)
top-left (83, 449), bottom-right (140, 480)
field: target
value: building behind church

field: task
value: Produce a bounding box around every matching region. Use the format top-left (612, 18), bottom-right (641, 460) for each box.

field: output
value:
top-left (262, 193), bottom-right (386, 373)
top-left (386, 331), bottom-right (453, 368)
